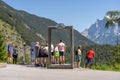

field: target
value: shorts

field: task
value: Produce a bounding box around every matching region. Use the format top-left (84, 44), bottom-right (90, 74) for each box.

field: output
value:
top-left (35, 53), bottom-right (39, 58)
top-left (54, 51), bottom-right (59, 57)
top-left (59, 51), bottom-right (64, 56)
top-left (87, 58), bottom-right (92, 64)
top-left (44, 54), bottom-right (48, 57)
top-left (12, 54), bottom-right (18, 58)
top-left (76, 55), bottom-right (81, 62)
top-left (38, 53), bottom-right (44, 57)
top-left (51, 52), bottom-right (54, 56)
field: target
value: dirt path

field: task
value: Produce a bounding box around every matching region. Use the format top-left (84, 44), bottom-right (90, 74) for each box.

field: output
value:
top-left (0, 64), bottom-right (120, 80)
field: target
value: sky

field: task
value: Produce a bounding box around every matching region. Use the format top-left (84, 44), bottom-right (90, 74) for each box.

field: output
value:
top-left (3, 0), bottom-right (120, 32)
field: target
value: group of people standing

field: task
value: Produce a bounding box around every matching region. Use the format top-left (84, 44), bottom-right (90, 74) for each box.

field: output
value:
top-left (7, 42), bottom-right (19, 64)
top-left (33, 40), bottom-right (66, 67)
top-left (7, 40), bottom-right (95, 69)
top-left (33, 41), bottom-right (49, 67)
top-left (75, 45), bottom-right (96, 68)
top-left (33, 40), bottom-right (96, 68)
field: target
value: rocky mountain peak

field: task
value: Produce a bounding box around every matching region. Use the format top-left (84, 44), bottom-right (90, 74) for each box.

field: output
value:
top-left (81, 18), bottom-right (120, 45)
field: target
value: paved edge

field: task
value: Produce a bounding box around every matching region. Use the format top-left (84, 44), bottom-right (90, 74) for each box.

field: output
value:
top-left (0, 63), bottom-right (7, 68)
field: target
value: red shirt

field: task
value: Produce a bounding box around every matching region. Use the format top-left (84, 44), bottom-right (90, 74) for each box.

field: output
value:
top-left (87, 50), bottom-right (95, 59)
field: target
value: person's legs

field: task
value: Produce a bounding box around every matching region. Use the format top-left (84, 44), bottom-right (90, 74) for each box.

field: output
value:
top-left (51, 52), bottom-right (54, 63)
top-left (14, 55), bottom-right (17, 64)
top-left (43, 54), bottom-right (48, 67)
top-left (38, 53), bottom-right (43, 66)
top-left (13, 58), bottom-right (15, 64)
top-left (54, 57), bottom-right (56, 63)
top-left (85, 59), bottom-right (92, 68)
top-left (89, 59), bottom-right (93, 69)
top-left (77, 61), bottom-right (79, 67)
top-left (56, 57), bottom-right (59, 64)
top-left (12, 55), bottom-right (15, 64)
top-left (51, 55), bottom-right (53, 62)
top-left (54, 52), bottom-right (56, 64)
top-left (62, 56), bottom-right (64, 64)
top-left (59, 52), bottom-right (62, 64)
top-left (35, 54), bottom-right (40, 66)
top-left (85, 58), bottom-right (89, 68)
top-left (7, 57), bottom-right (10, 63)
top-left (34, 53), bottom-right (37, 64)
top-left (77, 56), bottom-right (81, 68)
top-left (59, 51), bottom-right (64, 64)
top-left (8, 53), bottom-right (12, 63)
top-left (10, 56), bottom-right (12, 63)
top-left (85, 63), bottom-right (88, 68)
top-left (40, 57), bottom-right (44, 67)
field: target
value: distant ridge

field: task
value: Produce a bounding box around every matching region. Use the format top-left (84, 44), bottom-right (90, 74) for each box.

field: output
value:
top-left (0, 0), bottom-right (95, 46)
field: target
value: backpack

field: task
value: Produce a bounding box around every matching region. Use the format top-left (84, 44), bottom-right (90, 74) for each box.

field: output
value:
top-left (39, 46), bottom-right (44, 54)
top-left (75, 50), bottom-right (78, 55)
top-left (13, 48), bottom-right (18, 55)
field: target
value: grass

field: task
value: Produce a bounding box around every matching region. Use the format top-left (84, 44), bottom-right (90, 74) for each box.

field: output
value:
top-left (91, 64), bottom-right (120, 72)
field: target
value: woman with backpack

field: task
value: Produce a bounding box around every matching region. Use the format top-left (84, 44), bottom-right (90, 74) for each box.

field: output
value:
top-left (76, 45), bottom-right (82, 68)
top-left (13, 45), bottom-right (18, 64)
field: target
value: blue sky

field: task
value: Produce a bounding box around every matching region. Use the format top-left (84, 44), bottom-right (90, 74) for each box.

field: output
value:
top-left (3, 0), bottom-right (120, 32)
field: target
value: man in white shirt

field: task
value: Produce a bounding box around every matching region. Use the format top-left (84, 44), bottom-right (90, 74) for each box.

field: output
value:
top-left (51, 44), bottom-right (54, 64)
top-left (58, 40), bottom-right (66, 65)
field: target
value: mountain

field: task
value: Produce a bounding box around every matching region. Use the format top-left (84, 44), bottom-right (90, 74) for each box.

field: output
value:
top-left (81, 18), bottom-right (120, 45)
top-left (0, 0), bottom-right (95, 46)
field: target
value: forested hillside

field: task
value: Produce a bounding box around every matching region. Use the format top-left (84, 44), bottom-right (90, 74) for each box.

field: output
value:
top-left (0, 19), bottom-right (27, 56)
top-left (0, 0), bottom-right (95, 46)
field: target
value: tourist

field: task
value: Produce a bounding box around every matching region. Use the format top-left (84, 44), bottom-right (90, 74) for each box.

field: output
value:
top-left (43, 43), bottom-right (49, 67)
top-left (76, 45), bottom-right (82, 68)
top-left (54, 44), bottom-right (59, 64)
top-left (85, 48), bottom-right (95, 68)
top-left (58, 40), bottom-right (66, 65)
top-left (34, 42), bottom-right (40, 66)
top-left (7, 42), bottom-right (13, 63)
top-left (51, 43), bottom-right (54, 64)
top-left (13, 45), bottom-right (18, 64)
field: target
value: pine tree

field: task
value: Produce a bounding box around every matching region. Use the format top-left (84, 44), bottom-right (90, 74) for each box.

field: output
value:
top-left (0, 32), bottom-right (7, 62)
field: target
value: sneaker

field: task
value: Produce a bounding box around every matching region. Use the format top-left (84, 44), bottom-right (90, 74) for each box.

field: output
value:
top-left (78, 67), bottom-right (82, 69)
top-left (35, 64), bottom-right (39, 67)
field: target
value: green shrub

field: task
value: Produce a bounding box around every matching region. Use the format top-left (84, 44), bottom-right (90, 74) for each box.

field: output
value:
top-left (0, 32), bottom-right (7, 62)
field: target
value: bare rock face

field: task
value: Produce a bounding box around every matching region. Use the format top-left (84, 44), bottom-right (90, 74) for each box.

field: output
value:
top-left (81, 18), bottom-right (119, 45)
